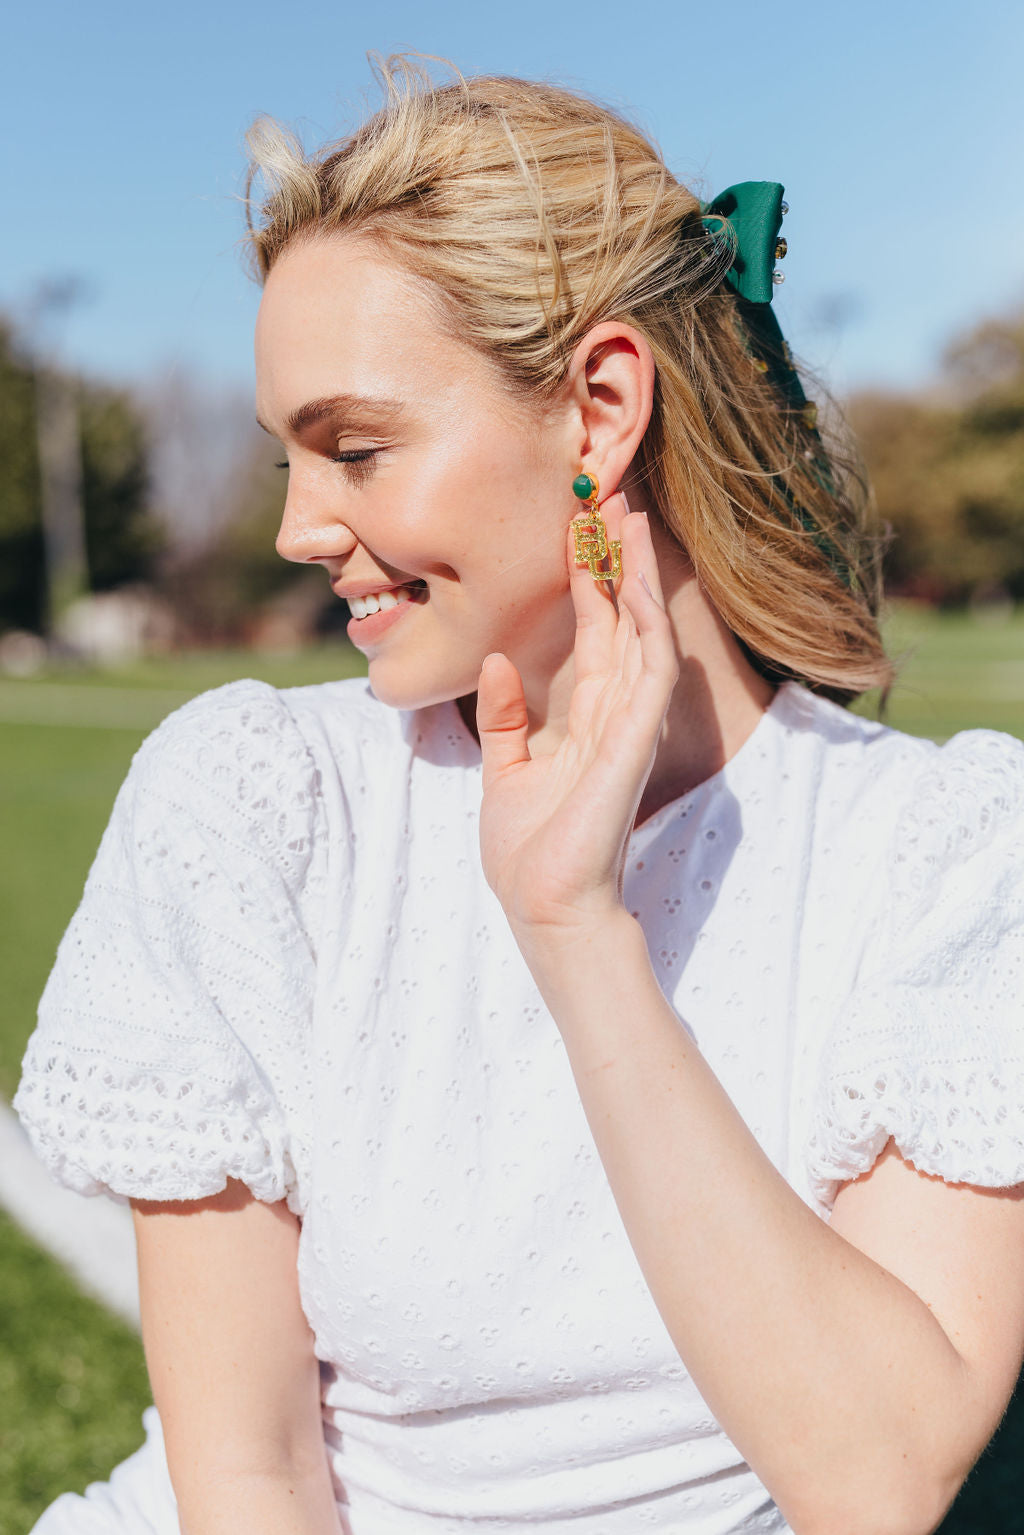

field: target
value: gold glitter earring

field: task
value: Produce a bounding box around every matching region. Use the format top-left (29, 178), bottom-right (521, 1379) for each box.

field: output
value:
top-left (570, 471), bottom-right (621, 582)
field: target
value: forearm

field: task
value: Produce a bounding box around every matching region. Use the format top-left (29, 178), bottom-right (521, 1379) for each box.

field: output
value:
top-left (176, 1464), bottom-right (344, 1535)
top-left (519, 911), bottom-right (969, 1535)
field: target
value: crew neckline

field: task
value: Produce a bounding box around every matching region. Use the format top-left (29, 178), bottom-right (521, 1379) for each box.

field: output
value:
top-left (444, 681), bottom-right (803, 843)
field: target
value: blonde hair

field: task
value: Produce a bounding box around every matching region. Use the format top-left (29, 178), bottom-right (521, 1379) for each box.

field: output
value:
top-left (245, 55), bottom-right (892, 703)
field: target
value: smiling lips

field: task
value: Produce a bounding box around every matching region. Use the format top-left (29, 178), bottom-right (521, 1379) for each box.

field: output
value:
top-left (346, 582), bottom-right (426, 620)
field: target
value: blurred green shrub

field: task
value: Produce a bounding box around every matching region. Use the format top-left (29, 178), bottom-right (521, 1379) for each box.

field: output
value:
top-left (0, 319), bottom-right (164, 633)
top-left (849, 307), bottom-right (1024, 604)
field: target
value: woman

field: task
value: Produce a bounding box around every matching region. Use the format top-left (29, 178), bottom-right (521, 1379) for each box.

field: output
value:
top-left (15, 57), bottom-right (1024, 1535)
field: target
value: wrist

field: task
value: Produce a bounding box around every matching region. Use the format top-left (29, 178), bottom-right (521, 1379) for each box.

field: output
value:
top-left (511, 905), bottom-right (646, 987)
top-left (512, 907), bottom-right (667, 1078)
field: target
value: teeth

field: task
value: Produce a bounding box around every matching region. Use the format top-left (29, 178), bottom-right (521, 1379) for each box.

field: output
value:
top-left (348, 584), bottom-right (420, 620)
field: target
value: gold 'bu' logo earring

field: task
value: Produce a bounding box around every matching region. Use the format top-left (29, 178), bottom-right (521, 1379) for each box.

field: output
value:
top-left (571, 471), bottom-right (621, 582)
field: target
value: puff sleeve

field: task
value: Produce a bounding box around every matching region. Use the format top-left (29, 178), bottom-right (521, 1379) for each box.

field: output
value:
top-left (12, 679), bottom-right (325, 1213)
top-left (807, 728), bottom-right (1024, 1215)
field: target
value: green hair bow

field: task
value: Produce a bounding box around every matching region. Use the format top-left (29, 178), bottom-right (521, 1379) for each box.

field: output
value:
top-left (699, 182), bottom-right (851, 587)
top-left (701, 180), bottom-right (788, 305)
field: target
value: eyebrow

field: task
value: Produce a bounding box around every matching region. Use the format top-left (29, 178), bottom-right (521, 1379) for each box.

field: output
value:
top-left (256, 393), bottom-right (407, 437)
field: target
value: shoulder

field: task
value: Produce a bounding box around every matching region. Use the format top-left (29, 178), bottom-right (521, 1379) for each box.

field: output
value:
top-left (882, 724), bottom-right (1024, 915)
top-left (775, 682), bottom-right (936, 795)
top-left (777, 684), bottom-right (1024, 884)
top-left (274, 676), bottom-right (478, 826)
top-left (134, 676), bottom-right (319, 788)
top-left (801, 704), bottom-right (1024, 1209)
top-left (129, 672), bottom-right (408, 802)
top-left (275, 674), bottom-right (411, 768)
top-left (111, 678), bottom-right (337, 893)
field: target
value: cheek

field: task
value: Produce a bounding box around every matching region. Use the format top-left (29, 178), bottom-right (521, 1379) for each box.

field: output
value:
top-left (404, 441), bottom-right (568, 573)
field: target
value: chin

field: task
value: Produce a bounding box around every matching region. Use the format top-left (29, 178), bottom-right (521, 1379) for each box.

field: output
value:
top-left (362, 657), bottom-right (478, 715)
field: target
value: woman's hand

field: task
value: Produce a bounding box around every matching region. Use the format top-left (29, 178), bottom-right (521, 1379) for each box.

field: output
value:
top-left (475, 494), bottom-right (678, 942)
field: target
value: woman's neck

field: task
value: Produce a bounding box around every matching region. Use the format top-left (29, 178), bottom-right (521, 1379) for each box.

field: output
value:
top-left (456, 542), bottom-right (777, 825)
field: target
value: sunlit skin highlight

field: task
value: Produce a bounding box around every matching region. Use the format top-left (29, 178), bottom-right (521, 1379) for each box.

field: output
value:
top-left (255, 234), bottom-right (774, 821)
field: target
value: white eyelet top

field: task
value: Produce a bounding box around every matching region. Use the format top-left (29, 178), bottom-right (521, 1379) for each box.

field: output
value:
top-left (15, 677), bottom-right (1024, 1535)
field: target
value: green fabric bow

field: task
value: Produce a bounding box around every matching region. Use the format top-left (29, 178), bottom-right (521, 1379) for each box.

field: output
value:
top-left (700, 181), bottom-right (802, 411)
top-left (699, 182), bottom-right (851, 588)
top-left (700, 181), bottom-right (787, 306)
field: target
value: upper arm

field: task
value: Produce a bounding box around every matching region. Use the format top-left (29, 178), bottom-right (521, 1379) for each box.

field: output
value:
top-left (829, 1139), bottom-right (1024, 1473)
top-left (131, 1180), bottom-right (326, 1493)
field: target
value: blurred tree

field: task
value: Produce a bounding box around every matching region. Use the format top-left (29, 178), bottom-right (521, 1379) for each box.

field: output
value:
top-left (0, 322), bottom-right (44, 631)
top-left (79, 385), bottom-right (163, 593)
top-left (0, 319), bottom-right (164, 634)
top-left (849, 307), bottom-right (1024, 603)
top-left (138, 371), bottom-right (260, 554)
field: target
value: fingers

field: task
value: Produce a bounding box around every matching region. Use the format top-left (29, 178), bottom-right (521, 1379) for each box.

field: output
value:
top-left (475, 651), bottom-right (531, 792)
top-left (567, 490), bottom-right (629, 683)
top-left (617, 512), bottom-right (680, 706)
top-left (620, 500), bottom-right (667, 611)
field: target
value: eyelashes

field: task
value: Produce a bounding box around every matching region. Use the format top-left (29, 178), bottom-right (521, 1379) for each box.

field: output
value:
top-left (274, 449), bottom-right (380, 486)
top-left (331, 449), bottom-right (379, 486)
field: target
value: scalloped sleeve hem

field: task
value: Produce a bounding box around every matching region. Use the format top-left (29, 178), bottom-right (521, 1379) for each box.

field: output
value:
top-left (13, 1044), bottom-right (301, 1212)
top-left (806, 1034), bottom-right (1024, 1216)
top-left (805, 727), bottom-right (1024, 1217)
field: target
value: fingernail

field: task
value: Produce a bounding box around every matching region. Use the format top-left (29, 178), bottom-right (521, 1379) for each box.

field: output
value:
top-left (621, 491), bottom-right (634, 515)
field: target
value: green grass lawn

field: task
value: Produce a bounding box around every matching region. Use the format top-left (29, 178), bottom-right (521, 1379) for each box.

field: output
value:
top-left (856, 602), bottom-right (1024, 740)
top-left (1, 612), bottom-right (1022, 1531)
top-left (0, 1208), bottom-right (152, 1534)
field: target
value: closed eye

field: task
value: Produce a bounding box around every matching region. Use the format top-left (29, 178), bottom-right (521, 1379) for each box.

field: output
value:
top-left (330, 448), bottom-right (381, 485)
top-left (274, 448), bottom-right (381, 478)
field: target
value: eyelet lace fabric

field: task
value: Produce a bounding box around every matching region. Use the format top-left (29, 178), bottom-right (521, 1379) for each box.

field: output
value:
top-left (13, 680), bottom-right (327, 1212)
top-left (806, 728), bottom-right (1024, 1211)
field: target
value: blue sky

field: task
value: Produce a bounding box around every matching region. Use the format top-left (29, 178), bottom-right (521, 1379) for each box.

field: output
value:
top-left (2, 0), bottom-right (1021, 402)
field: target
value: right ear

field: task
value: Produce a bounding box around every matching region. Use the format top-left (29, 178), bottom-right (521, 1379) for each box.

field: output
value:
top-left (565, 321), bottom-right (655, 497)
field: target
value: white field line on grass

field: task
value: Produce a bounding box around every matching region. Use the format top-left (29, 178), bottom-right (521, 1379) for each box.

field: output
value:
top-left (0, 1097), bottom-right (140, 1328)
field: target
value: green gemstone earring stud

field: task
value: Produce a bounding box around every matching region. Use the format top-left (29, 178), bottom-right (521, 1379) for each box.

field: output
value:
top-left (572, 472), bottom-right (599, 502)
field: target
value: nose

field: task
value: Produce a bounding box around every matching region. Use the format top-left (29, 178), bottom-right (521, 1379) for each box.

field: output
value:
top-left (275, 476), bottom-right (358, 565)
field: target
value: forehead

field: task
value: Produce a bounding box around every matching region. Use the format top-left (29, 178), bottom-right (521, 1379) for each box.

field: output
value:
top-left (255, 235), bottom-right (481, 424)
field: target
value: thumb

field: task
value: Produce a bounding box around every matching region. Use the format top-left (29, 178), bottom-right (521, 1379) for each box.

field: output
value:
top-left (475, 652), bottom-right (531, 790)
